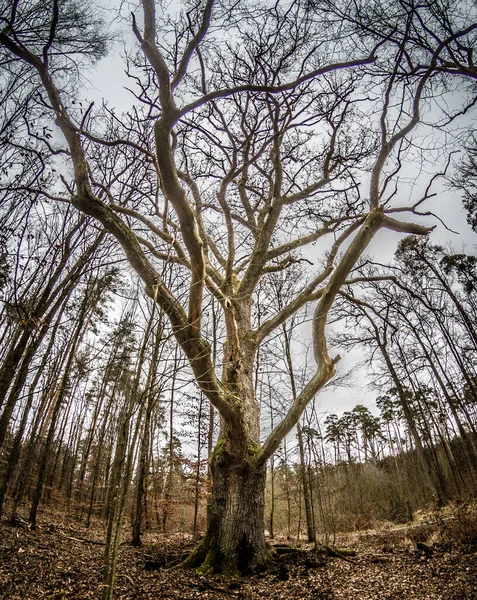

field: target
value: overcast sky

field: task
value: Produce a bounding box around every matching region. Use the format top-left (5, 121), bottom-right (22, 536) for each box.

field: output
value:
top-left (80, 1), bottom-right (477, 423)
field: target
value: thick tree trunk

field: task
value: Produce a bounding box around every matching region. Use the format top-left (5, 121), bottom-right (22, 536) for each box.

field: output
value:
top-left (183, 443), bottom-right (270, 576)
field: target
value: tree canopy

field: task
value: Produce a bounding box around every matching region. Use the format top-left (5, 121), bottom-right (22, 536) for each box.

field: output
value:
top-left (1, 0), bottom-right (477, 581)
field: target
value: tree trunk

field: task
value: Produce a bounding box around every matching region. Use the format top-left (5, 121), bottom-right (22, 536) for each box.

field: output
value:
top-left (0, 228), bottom-right (103, 445)
top-left (282, 321), bottom-right (315, 542)
top-left (84, 382), bottom-right (116, 526)
top-left (29, 289), bottom-right (90, 528)
top-left (0, 310), bottom-right (63, 517)
top-left (192, 393), bottom-right (204, 540)
top-left (375, 330), bottom-right (447, 504)
top-left (297, 422), bottom-right (315, 543)
top-left (162, 345), bottom-right (180, 532)
top-left (183, 442), bottom-right (270, 576)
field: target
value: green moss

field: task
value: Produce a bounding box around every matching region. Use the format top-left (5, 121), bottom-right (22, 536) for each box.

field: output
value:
top-left (211, 435), bottom-right (262, 467)
top-left (178, 531), bottom-right (211, 570)
top-left (244, 439), bottom-right (261, 466)
top-left (193, 540), bottom-right (243, 578)
top-left (196, 547), bottom-right (240, 578)
top-left (197, 548), bottom-right (216, 575)
top-left (211, 437), bottom-right (227, 459)
top-left (219, 560), bottom-right (240, 578)
top-left (247, 439), bottom-right (261, 455)
top-left (231, 271), bottom-right (240, 289)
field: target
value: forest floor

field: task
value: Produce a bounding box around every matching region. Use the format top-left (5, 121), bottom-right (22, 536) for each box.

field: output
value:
top-left (0, 504), bottom-right (476, 599)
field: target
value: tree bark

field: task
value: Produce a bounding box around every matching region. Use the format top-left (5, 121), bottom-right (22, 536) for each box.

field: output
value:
top-left (132, 314), bottom-right (163, 546)
top-left (183, 442), bottom-right (270, 575)
top-left (297, 423), bottom-right (315, 543)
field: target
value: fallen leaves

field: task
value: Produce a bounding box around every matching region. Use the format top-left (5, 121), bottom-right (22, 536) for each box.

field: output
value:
top-left (0, 511), bottom-right (476, 599)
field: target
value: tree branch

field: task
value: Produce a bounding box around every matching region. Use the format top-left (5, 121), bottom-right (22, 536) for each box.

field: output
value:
top-left (178, 55), bottom-right (377, 119)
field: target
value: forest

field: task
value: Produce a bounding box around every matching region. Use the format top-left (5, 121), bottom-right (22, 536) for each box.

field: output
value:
top-left (0, 0), bottom-right (477, 598)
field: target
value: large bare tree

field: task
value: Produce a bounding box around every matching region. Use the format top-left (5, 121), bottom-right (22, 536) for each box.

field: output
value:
top-left (1, 0), bottom-right (475, 574)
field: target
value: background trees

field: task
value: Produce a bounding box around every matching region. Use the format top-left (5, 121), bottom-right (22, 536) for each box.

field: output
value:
top-left (0, 0), bottom-right (477, 588)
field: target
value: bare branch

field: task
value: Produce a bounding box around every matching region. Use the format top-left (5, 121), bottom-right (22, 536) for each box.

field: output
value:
top-left (178, 55), bottom-right (377, 119)
top-left (172, 0), bottom-right (214, 90)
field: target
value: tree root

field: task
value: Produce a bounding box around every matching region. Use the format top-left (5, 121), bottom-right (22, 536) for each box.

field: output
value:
top-left (321, 545), bottom-right (357, 564)
top-left (273, 545), bottom-right (308, 555)
top-left (175, 533), bottom-right (210, 570)
top-left (272, 543), bottom-right (357, 564)
top-left (176, 533), bottom-right (273, 576)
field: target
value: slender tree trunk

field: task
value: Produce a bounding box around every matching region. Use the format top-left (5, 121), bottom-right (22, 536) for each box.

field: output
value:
top-left (9, 329), bottom-right (71, 521)
top-left (132, 315), bottom-right (163, 546)
top-left (297, 422), bottom-right (315, 543)
top-left (206, 298), bottom-right (217, 519)
top-left (0, 310), bottom-right (63, 517)
top-left (85, 387), bottom-right (116, 527)
top-left (46, 377), bottom-right (80, 501)
top-left (28, 291), bottom-right (89, 528)
top-left (0, 229), bottom-right (103, 444)
top-left (424, 258), bottom-right (477, 350)
top-left (374, 327), bottom-right (447, 504)
top-left (102, 394), bottom-right (133, 600)
top-left (269, 453), bottom-right (275, 540)
top-left (102, 369), bottom-right (146, 600)
top-left (64, 394), bottom-right (88, 502)
top-left (207, 401), bottom-right (215, 509)
top-left (28, 379), bottom-right (65, 528)
top-left (76, 349), bottom-right (119, 506)
top-left (193, 393), bottom-right (204, 540)
top-left (162, 346), bottom-right (180, 532)
top-left (281, 319), bottom-right (315, 542)
top-left (405, 315), bottom-right (477, 477)
top-left (266, 378), bottom-right (275, 540)
top-left (0, 287), bottom-right (74, 449)
top-left (132, 406), bottom-right (151, 547)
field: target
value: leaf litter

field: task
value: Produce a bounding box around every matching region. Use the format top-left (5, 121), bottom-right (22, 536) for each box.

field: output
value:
top-left (0, 509), bottom-right (476, 599)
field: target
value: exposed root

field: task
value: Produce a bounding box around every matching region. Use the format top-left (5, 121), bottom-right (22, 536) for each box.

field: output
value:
top-left (176, 534), bottom-right (273, 577)
top-left (272, 543), bottom-right (358, 564)
top-left (321, 545), bottom-right (358, 564)
top-left (175, 533), bottom-right (210, 570)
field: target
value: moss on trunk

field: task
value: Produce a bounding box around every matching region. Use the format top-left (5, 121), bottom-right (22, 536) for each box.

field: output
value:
top-left (181, 440), bottom-right (271, 575)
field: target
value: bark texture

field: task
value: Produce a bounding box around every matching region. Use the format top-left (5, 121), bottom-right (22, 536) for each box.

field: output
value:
top-left (183, 441), bottom-right (271, 575)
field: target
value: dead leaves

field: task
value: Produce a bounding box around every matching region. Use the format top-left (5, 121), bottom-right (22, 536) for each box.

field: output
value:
top-left (0, 514), bottom-right (476, 599)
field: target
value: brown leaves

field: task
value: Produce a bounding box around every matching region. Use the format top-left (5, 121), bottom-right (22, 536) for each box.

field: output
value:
top-left (0, 514), bottom-right (476, 599)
